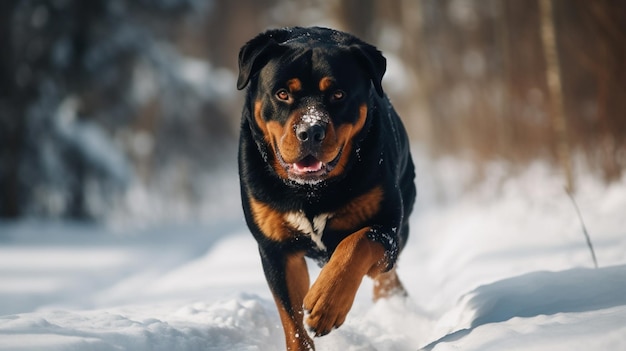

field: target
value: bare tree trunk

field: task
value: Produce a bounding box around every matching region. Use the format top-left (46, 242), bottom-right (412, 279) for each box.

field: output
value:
top-left (0, 2), bottom-right (22, 218)
top-left (334, 0), bottom-right (376, 42)
top-left (493, 0), bottom-right (513, 158)
top-left (399, 0), bottom-right (434, 146)
top-left (539, 0), bottom-right (574, 192)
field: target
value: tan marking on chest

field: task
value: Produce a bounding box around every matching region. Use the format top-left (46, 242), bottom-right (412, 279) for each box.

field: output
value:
top-left (328, 186), bottom-right (384, 231)
top-left (248, 197), bottom-right (292, 242)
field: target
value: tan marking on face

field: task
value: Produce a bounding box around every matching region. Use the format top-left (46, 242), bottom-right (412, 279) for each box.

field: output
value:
top-left (287, 78), bottom-right (302, 93)
top-left (269, 112), bottom-right (339, 164)
top-left (327, 103), bottom-right (368, 178)
top-left (254, 100), bottom-right (292, 179)
top-left (328, 185), bottom-right (383, 231)
top-left (248, 197), bottom-right (292, 242)
top-left (265, 117), bottom-right (300, 181)
top-left (319, 76), bottom-right (334, 92)
top-left (257, 98), bottom-right (368, 183)
top-left (254, 100), bottom-right (268, 138)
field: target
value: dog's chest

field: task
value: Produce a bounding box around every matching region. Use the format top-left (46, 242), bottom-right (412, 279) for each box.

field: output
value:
top-left (284, 211), bottom-right (332, 251)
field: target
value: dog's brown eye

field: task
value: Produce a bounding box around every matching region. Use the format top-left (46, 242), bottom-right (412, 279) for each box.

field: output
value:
top-left (331, 90), bottom-right (345, 101)
top-left (276, 89), bottom-right (290, 101)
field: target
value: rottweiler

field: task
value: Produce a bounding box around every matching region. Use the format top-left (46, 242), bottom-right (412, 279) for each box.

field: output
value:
top-left (237, 26), bottom-right (416, 351)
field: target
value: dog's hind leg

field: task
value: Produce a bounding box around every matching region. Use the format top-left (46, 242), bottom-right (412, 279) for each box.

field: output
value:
top-left (372, 266), bottom-right (407, 301)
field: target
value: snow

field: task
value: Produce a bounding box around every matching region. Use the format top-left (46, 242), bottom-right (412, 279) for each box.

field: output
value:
top-left (1, 153), bottom-right (626, 351)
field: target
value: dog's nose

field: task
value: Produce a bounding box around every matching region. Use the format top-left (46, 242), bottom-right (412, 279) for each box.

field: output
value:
top-left (296, 123), bottom-right (326, 143)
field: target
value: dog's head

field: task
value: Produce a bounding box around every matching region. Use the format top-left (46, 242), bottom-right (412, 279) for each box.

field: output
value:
top-left (237, 27), bottom-right (386, 185)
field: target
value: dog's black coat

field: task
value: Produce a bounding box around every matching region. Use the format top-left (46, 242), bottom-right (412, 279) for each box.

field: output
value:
top-left (237, 26), bottom-right (416, 348)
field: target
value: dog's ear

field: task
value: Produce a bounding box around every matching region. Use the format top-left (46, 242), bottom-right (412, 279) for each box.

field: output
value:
top-left (350, 43), bottom-right (386, 97)
top-left (237, 30), bottom-right (289, 90)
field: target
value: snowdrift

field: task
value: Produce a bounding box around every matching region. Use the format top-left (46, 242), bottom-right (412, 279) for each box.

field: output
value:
top-left (1, 157), bottom-right (625, 350)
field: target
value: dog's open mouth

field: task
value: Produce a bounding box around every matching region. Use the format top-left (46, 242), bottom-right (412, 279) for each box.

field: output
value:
top-left (276, 149), bottom-right (343, 184)
top-left (292, 155), bottom-right (324, 174)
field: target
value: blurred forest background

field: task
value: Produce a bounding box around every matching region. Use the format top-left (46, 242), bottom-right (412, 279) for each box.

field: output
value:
top-left (0, 0), bottom-right (624, 221)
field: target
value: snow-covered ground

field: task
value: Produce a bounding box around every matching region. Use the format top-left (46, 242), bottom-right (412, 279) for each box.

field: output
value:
top-left (1, 154), bottom-right (626, 351)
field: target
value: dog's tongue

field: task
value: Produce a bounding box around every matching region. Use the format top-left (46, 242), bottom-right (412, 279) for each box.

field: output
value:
top-left (293, 155), bottom-right (324, 173)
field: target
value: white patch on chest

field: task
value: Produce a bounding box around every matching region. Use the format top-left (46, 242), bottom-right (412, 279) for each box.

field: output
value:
top-left (285, 211), bottom-right (331, 251)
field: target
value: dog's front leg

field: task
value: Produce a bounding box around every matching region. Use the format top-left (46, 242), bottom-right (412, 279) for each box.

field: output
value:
top-left (303, 227), bottom-right (389, 336)
top-left (259, 247), bottom-right (314, 351)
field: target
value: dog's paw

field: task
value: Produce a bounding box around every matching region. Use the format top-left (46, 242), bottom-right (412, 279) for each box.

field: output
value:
top-left (303, 287), bottom-right (348, 336)
top-left (302, 267), bottom-right (361, 336)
